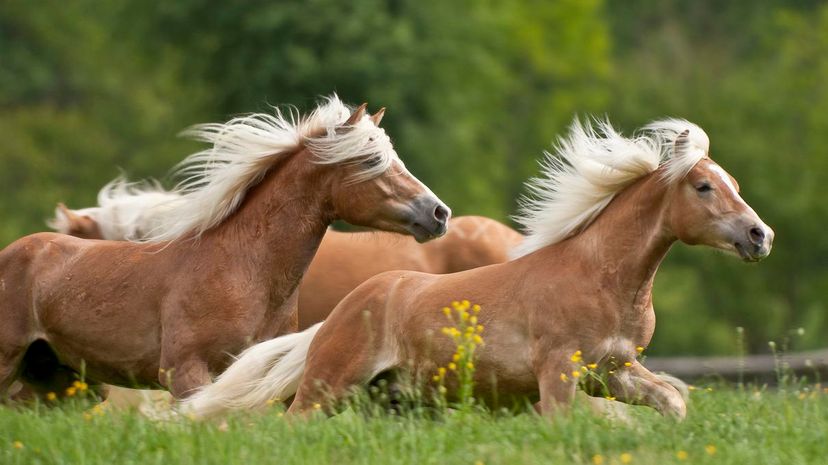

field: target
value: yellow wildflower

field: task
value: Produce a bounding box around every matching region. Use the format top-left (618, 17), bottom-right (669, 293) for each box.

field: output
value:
top-left (688, 385), bottom-right (697, 391)
top-left (451, 301), bottom-right (460, 308)
top-left (453, 353), bottom-right (461, 362)
top-left (560, 373), bottom-right (568, 382)
top-left (472, 304), bottom-right (481, 313)
top-left (438, 385), bottom-right (447, 394)
top-left (476, 325), bottom-right (484, 333)
top-left (73, 380), bottom-right (88, 391)
top-left (312, 403), bottom-right (322, 410)
top-left (470, 315), bottom-right (478, 325)
top-left (570, 350), bottom-right (583, 363)
top-left (473, 335), bottom-right (483, 345)
top-left (438, 367), bottom-right (447, 376)
top-left (705, 445), bottom-right (717, 456)
top-left (266, 399), bottom-right (276, 406)
top-left (587, 363), bottom-right (598, 369)
top-left (432, 375), bottom-right (441, 382)
top-left (676, 450), bottom-right (688, 461)
top-left (83, 412), bottom-right (93, 421)
top-left (461, 312), bottom-right (470, 322)
top-left (620, 452), bottom-right (632, 464)
top-left (623, 362), bottom-right (632, 367)
top-left (466, 362), bottom-right (474, 369)
top-left (448, 362), bottom-right (457, 371)
top-left (604, 396), bottom-right (616, 401)
top-left (441, 327), bottom-right (452, 335)
top-left (462, 300), bottom-right (470, 308)
top-left (442, 307), bottom-right (451, 317)
top-left (581, 366), bottom-right (588, 373)
top-left (636, 346), bottom-right (644, 353)
top-left (571, 370), bottom-right (581, 379)
top-left (46, 392), bottom-right (57, 401)
top-left (65, 386), bottom-right (77, 397)
top-left (13, 441), bottom-right (23, 449)
top-left (591, 454), bottom-right (604, 465)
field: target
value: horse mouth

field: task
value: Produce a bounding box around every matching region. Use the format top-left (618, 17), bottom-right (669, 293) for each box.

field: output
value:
top-left (409, 222), bottom-right (445, 243)
top-left (734, 242), bottom-right (763, 262)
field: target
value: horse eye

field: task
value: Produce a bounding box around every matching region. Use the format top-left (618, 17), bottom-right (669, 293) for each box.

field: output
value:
top-left (695, 182), bottom-right (712, 193)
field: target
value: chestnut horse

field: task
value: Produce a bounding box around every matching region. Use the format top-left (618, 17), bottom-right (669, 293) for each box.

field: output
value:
top-left (183, 118), bottom-right (773, 419)
top-left (51, 201), bottom-right (521, 329)
top-left (0, 96), bottom-right (450, 399)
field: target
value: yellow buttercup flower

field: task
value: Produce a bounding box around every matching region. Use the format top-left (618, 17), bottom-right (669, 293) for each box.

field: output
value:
top-left (636, 346), bottom-right (644, 353)
top-left (676, 450), bottom-right (688, 461)
top-left (476, 325), bottom-right (484, 333)
top-left (312, 403), bottom-right (322, 410)
top-left (473, 335), bottom-right (483, 345)
top-left (65, 386), bottom-right (77, 397)
top-left (580, 366), bottom-right (588, 373)
top-left (448, 362), bottom-right (457, 371)
top-left (591, 454), bottom-right (604, 465)
top-left (587, 363), bottom-right (598, 369)
top-left (438, 367), bottom-right (447, 376)
top-left (570, 350), bottom-right (583, 363)
top-left (604, 396), bottom-right (616, 401)
top-left (560, 373), bottom-right (568, 382)
top-left (623, 362), bottom-right (632, 367)
top-left (470, 315), bottom-right (478, 325)
top-left (472, 304), bottom-right (481, 313)
top-left (571, 370), bottom-right (581, 379)
top-left (46, 392), bottom-right (57, 401)
top-left (705, 445), bottom-right (717, 456)
top-left (442, 307), bottom-right (451, 317)
top-left (13, 441), bottom-right (23, 449)
top-left (620, 452), bottom-right (632, 464)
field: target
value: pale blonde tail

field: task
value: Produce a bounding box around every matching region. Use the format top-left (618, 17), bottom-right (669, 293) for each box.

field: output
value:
top-left (181, 323), bottom-right (323, 419)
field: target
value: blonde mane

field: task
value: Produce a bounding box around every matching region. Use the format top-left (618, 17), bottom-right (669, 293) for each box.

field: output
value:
top-left (110, 95), bottom-right (397, 242)
top-left (511, 117), bottom-right (709, 258)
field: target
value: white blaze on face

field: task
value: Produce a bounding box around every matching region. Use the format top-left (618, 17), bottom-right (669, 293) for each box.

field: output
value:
top-left (707, 163), bottom-right (751, 212)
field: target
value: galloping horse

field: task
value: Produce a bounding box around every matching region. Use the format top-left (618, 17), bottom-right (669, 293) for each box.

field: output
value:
top-left (0, 96), bottom-right (450, 399)
top-left (183, 118), bottom-right (773, 419)
top-left (52, 200), bottom-right (521, 329)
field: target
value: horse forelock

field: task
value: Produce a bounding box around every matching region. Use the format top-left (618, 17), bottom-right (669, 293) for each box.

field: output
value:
top-left (110, 94), bottom-right (397, 243)
top-left (511, 117), bottom-right (709, 258)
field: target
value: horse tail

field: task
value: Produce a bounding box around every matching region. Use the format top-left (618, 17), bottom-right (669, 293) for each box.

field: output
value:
top-left (181, 322), bottom-right (323, 419)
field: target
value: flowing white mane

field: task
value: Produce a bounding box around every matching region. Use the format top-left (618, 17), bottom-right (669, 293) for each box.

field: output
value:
top-left (102, 95), bottom-right (396, 242)
top-left (511, 117), bottom-right (709, 258)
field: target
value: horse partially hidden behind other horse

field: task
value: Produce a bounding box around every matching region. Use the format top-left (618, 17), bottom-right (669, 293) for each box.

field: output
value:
top-left (0, 96), bottom-right (450, 399)
top-left (183, 118), bottom-right (773, 419)
top-left (51, 198), bottom-right (521, 329)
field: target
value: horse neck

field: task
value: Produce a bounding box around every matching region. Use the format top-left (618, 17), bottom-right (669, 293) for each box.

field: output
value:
top-left (200, 149), bottom-right (335, 280)
top-left (533, 172), bottom-right (676, 308)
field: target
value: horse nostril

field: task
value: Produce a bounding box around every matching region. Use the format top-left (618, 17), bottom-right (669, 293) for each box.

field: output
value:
top-left (433, 205), bottom-right (449, 223)
top-left (749, 226), bottom-right (765, 245)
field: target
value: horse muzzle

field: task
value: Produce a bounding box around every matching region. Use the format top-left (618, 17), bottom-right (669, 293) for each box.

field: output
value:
top-left (406, 195), bottom-right (451, 243)
top-left (734, 222), bottom-right (774, 262)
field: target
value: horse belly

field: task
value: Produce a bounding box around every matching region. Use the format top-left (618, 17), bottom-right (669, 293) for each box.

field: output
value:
top-left (32, 262), bottom-right (164, 385)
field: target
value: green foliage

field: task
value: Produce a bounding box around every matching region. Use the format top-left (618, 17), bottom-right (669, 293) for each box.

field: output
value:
top-left (1, 388), bottom-right (827, 464)
top-left (1, 0), bottom-right (825, 355)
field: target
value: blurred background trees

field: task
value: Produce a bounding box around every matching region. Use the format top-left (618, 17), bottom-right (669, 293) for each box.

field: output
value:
top-left (1, 0), bottom-right (825, 356)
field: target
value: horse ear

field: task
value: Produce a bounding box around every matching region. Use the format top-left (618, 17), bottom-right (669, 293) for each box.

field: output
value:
top-left (57, 203), bottom-right (79, 222)
top-left (369, 107), bottom-right (386, 126)
top-left (344, 103), bottom-right (368, 126)
top-left (674, 129), bottom-right (690, 154)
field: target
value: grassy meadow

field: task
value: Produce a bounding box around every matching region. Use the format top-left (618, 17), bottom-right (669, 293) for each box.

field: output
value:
top-left (1, 386), bottom-right (826, 465)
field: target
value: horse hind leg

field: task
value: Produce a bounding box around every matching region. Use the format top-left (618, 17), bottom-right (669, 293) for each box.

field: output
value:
top-left (288, 330), bottom-right (393, 416)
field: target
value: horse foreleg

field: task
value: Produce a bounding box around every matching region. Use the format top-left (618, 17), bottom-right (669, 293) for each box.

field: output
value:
top-left (161, 358), bottom-right (211, 399)
top-left (606, 361), bottom-right (686, 419)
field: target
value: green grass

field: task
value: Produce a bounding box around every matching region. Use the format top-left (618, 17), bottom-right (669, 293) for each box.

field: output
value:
top-left (1, 386), bottom-right (826, 465)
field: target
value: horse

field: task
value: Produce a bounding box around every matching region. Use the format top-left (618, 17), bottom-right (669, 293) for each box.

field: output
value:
top-left (0, 96), bottom-right (450, 399)
top-left (50, 199), bottom-right (522, 329)
top-left (182, 118), bottom-right (773, 419)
